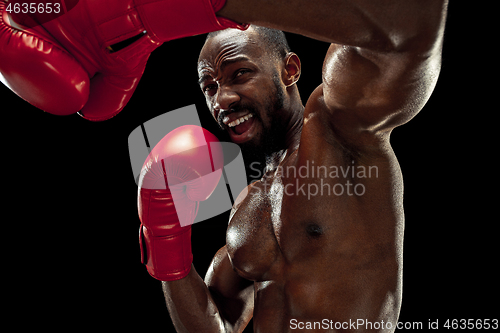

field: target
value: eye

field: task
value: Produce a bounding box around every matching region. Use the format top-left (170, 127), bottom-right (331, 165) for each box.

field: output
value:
top-left (235, 68), bottom-right (251, 78)
top-left (203, 83), bottom-right (218, 95)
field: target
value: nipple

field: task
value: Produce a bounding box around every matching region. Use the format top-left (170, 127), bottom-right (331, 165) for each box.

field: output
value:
top-left (306, 223), bottom-right (324, 238)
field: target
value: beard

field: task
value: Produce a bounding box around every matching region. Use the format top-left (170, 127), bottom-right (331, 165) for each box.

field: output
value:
top-left (212, 71), bottom-right (287, 181)
top-left (238, 72), bottom-right (286, 167)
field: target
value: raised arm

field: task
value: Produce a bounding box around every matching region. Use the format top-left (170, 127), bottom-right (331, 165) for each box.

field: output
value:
top-left (138, 125), bottom-right (254, 333)
top-left (219, 0), bottom-right (447, 51)
top-left (219, 0), bottom-right (449, 143)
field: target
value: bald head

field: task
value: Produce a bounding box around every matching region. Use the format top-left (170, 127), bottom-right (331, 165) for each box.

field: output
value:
top-left (205, 25), bottom-right (291, 61)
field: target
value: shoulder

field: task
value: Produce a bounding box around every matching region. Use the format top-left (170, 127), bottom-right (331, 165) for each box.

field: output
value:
top-left (300, 84), bottom-right (392, 159)
top-left (229, 180), bottom-right (261, 221)
top-left (317, 42), bottom-right (443, 151)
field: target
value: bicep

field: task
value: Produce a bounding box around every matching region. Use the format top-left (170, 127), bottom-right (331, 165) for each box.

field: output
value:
top-left (321, 43), bottom-right (442, 136)
top-left (205, 246), bottom-right (254, 333)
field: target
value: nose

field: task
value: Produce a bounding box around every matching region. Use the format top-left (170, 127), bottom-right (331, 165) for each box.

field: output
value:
top-left (212, 85), bottom-right (240, 120)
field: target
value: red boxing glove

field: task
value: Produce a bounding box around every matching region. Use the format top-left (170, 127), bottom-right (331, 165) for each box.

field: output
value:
top-left (138, 125), bottom-right (224, 281)
top-left (0, 0), bottom-right (248, 121)
top-left (0, 1), bottom-right (90, 116)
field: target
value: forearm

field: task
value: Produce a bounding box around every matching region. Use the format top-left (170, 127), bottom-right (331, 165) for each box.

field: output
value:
top-left (219, 0), bottom-right (448, 52)
top-left (162, 265), bottom-right (225, 333)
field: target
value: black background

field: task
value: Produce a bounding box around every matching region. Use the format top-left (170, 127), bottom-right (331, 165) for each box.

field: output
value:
top-left (3, 2), bottom-right (497, 331)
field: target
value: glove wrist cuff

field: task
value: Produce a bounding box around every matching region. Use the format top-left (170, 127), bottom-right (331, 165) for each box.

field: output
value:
top-left (139, 224), bottom-right (193, 281)
top-left (135, 0), bottom-right (249, 42)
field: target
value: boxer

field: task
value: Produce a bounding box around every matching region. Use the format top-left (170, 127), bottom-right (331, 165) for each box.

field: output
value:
top-left (142, 1), bottom-right (449, 332)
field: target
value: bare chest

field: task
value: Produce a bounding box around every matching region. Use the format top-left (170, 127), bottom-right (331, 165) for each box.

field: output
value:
top-left (225, 156), bottom-right (341, 282)
top-left (225, 172), bottom-right (284, 281)
top-left (225, 146), bottom-right (404, 283)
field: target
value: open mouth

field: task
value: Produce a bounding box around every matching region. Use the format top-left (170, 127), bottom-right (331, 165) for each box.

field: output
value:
top-left (223, 112), bottom-right (257, 143)
top-left (227, 113), bottom-right (254, 134)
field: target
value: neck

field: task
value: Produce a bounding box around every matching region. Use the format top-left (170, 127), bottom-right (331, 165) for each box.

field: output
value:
top-left (264, 101), bottom-right (304, 173)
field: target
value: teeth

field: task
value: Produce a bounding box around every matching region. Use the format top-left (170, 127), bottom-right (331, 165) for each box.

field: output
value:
top-left (228, 113), bottom-right (253, 128)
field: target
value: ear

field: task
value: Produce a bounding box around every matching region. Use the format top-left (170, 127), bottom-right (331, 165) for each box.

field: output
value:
top-left (283, 52), bottom-right (301, 87)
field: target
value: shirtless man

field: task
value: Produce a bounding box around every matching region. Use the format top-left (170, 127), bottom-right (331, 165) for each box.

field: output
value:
top-left (159, 1), bottom-right (448, 332)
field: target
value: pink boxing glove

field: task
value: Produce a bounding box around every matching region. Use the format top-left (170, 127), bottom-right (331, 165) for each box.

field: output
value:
top-left (138, 125), bottom-right (224, 281)
top-left (0, 0), bottom-right (248, 121)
